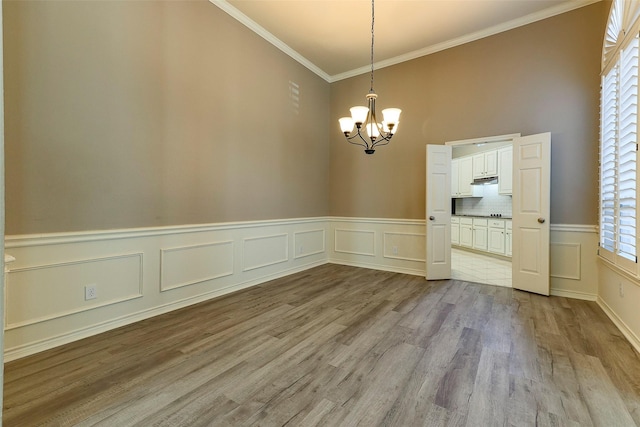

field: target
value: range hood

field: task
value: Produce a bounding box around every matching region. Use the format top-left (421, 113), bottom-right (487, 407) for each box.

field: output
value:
top-left (471, 176), bottom-right (498, 185)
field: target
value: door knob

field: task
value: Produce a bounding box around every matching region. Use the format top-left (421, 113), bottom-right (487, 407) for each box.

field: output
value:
top-left (429, 216), bottom-right (435, 221)
top-left (537, 218), bottom-right (546, 224)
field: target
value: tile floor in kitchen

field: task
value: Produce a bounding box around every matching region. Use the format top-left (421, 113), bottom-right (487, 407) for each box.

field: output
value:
top-left (451, 247), bottom-right (512, 288)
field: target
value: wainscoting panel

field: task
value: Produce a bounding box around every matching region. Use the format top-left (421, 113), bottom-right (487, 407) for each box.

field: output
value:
top-left (293, 229), bottom-right (325, 259)
top-left (550, 242), bottom-right (581, 281)
top-left (383, 232), bottom-right (426, 262)
top-left (329, 218), bottom-right (426, 276)
top-left (6, 253), bottom-right (143, 329)
top-left (242, 234), bottom-right (289, 271)
top-left (160, 241), bottom-right (234, 292)
top-left (334, 229), bottom-right (376, 256)
top-left (549, 226), bottom-right (598, 300)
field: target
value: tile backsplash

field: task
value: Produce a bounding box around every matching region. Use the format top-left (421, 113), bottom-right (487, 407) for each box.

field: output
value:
top-left (454, 184), bottom-right (512, 217)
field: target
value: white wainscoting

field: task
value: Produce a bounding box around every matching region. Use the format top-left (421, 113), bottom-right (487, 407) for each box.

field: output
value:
top-left (328, 218), bottom-right (427, 276)
top-left (4, 218), bottom-right (327, 361)
top-left (160, 241), bottom-right (234, 292)
top-left (3, 217), bottom-right (598, 361)
top-left (549, 224), bottom-right (598, 300)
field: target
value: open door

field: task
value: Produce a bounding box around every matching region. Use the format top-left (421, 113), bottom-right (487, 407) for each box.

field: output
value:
top-left (426, 144), bottom-right (452, 280)
top-left (512, 133), bottom-right (551, 295)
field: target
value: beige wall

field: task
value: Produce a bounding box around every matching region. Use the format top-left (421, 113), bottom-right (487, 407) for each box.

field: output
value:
top-left (329, 2), bottom-right (607, 225)
top-left (5, 1), bottom-right (607, 234)
top-left (4, 0), bottom-right (330, 235)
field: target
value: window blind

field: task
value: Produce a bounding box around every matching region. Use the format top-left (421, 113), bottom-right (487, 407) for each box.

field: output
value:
top-left (599, 33), bottom-right (639, 270)
top-left (618, 37), bottom-right (638, 262)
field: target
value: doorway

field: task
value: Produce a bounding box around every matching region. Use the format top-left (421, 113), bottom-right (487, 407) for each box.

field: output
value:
top-left (447, 135), bottom-right (516, 288)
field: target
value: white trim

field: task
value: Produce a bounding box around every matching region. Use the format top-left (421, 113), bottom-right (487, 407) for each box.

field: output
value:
top-left (210, 0), bottom-right (598, 83)
top-left (4, 218), bottom-right (595, 247)
top-left (3, 259), bottom-right (328, 362)
top-left (597, 296), bottom-right (640, 355)
top-left (445, 133), bottom-right (521, 146)
top-left (550, 224), bottom-right (598, 233)
top-left (328, 217), bottom-right (424, 226)
top-left (329, 258), bottom-right (424, 277)
top-left (5, 217), bottom-right (327, 248)
top-left (550, 288), bottom-right (596, 301)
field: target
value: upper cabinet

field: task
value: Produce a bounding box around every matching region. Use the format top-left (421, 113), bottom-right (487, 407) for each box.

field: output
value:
top-left (498, 146), bottom-right (513, 195)
top-left (472, 150), bottom-right (498, 178)
top-left (452, 157), bottom-right (483, 198)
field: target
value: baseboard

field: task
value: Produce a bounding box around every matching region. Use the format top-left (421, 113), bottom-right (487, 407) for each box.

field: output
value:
top-left (328, 258), bottom-right (425, 277)
top-left (550, 288), bottom-right (597, 301)
top-left (597, 296), bottom-right (640, 355)
top-left (4, 259), bottom-right (328, 362)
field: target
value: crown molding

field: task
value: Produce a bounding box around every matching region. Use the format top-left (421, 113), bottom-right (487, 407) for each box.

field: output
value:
top-left (209, 0), bottom-right (332, 83)
top-left (331, 0), bottom-right (602, 82)
top-left (210, 0), bottom-right (601, 83)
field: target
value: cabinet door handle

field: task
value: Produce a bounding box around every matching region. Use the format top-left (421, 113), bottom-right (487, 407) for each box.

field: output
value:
top-left (537, 218), bottom-right (546, 224)
top-left (429, 216), bottom-right (435, 221)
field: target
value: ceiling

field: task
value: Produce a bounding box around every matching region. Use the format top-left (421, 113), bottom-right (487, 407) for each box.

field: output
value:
top-left (212, 0), bottom-right (601, 82)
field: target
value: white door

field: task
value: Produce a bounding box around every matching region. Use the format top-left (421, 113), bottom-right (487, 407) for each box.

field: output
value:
top-left (426, 145), bottom-right (452, 280)
top-left (512, 133), bottom-right (551, 295)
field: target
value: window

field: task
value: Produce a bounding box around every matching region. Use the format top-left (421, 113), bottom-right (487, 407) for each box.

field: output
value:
top-left (599, 0), bottom-right (640, 273)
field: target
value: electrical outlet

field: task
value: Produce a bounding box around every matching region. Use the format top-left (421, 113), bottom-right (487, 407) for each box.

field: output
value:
top-left (85, 285), bottom-right (97, 300)
top-left (392, 246), bottom-right (399, 255)
top-left (619, 283), bottom-right (625, 298)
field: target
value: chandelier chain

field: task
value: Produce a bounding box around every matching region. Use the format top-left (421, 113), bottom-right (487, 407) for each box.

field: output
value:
top-left (370, 0), bottom-right (375, 92)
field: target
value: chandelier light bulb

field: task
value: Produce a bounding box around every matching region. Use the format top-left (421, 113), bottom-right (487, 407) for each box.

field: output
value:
top-left (339, 117), bottom-right (355, 135)
top-left (382, 108), bottom-right (401, 126)
top-left (366, 122), bottom-right (381, 139)
top-left (350, 106), bottom-right (369, 126)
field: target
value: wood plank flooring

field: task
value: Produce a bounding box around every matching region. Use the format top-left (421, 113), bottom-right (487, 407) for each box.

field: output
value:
top-left (5, 264), bottom-right (640, 426)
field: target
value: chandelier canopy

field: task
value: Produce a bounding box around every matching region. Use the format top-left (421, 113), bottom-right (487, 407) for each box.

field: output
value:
top-left (338, 0), bottom-right (401, 155)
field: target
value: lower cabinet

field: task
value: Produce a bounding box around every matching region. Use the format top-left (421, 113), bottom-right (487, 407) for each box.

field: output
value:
top-left (460, 218), bottom-right (473, 248)
top-left (452, 216), bottom-right (511, 258)
top-left (451, 217), bottom-right (460, 245)
top-left (505, 220), bottom-right (513, 256)
top-left (488, 220), bottom-right (506, 255)
top-left (472, 219), bottom-right (488, 251)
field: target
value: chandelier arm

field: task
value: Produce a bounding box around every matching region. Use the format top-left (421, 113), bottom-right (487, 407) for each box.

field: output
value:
top-left (371, 137), bottom-right (392, 148)
top-left (346, 130), bottom-right (372, 149)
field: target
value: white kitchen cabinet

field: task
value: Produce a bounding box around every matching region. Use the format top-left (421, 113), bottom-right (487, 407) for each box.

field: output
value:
top-left (472, 150), bottom-right (498, 179)
top-left (452, 157), bottom-right (483, 198)
top-left (488, 219), bottom-right (506, 255)
top-left (505, 220), bottom-right (513, 256)
top-left (459, 218), bottom-right (473, 247)
top-left (498, 146), bottom-right (513, 195)
top-left (451, 217), bottom-right (460, 245)
top-left (472, 218), bottom-right (488, 251)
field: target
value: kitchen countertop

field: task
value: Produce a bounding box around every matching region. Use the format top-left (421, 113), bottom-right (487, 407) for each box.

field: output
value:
top-left (453, 214), bottom-right (512, 219)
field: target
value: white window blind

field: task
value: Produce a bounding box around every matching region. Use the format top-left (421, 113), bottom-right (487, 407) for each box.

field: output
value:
top-left (600, 34), bottom-right (639, 271)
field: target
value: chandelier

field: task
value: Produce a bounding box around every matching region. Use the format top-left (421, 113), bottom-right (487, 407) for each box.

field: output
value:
top-left (338, 0), bottom-right (401, 155)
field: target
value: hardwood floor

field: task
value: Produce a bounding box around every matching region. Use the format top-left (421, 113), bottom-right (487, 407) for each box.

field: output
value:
top-left (4, 264), bottom-right (640, 426)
